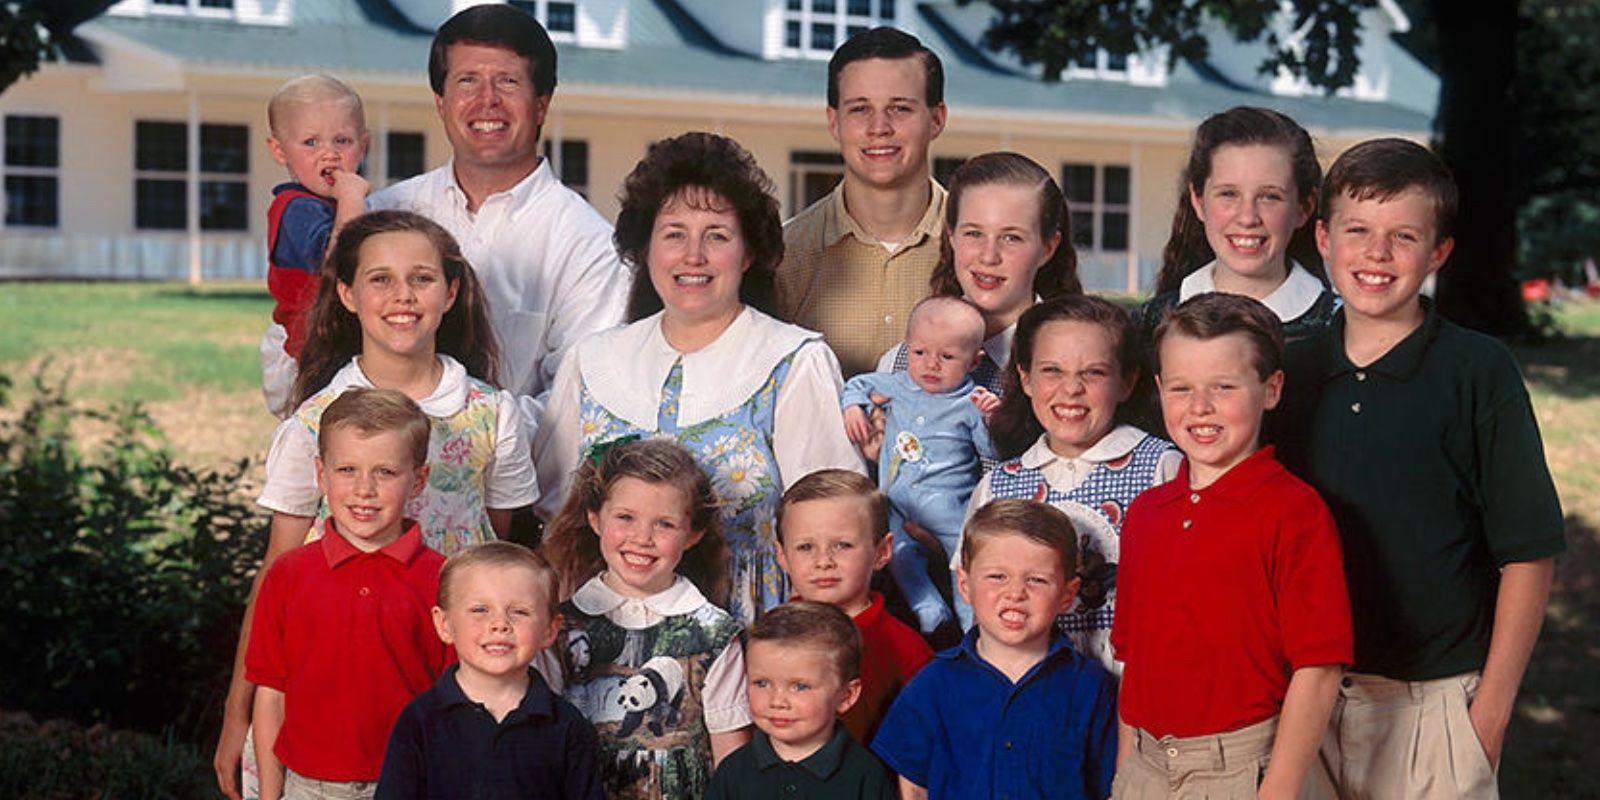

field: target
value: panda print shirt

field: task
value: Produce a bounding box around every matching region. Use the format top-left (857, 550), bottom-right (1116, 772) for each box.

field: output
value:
top-left (543, 574), bottom-right (750, 800)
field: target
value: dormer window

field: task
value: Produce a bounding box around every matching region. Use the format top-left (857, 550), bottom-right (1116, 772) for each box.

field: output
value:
top-left (1067, 48), bottom-right (1129, 80)
top-left (150, 0), bottom-right (234, 14)
top-left (782, 0), bottom-right (896, 58)
top-left (509, 1), bottom-right (578, 36)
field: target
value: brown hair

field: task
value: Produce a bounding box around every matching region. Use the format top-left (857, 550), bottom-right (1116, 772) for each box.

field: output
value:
top-left (777, 469), bottom-right (889, 545)
top-left (614, 132), bottom-right (783, 321)
top-left (1153, 293), bottom-right (1285, 380)
top-left (827, 26), bottom-right (943, 108)
top-left (438, 541), bottom-right (560, 620)
top-left (988, 295), bottom-right (1143, 460)
top-left (1156, 106), bottom-right (1324, 295)
top-left (960, 499), bottom-right (1079, 578)
top-left (929, 152), bottom-right (1081, 301)
top-left (539, 438), bottom-right (729, 606)
top-left (428, 3), bottom-right (556, 97)
top-left (748, 600), bottom-right (863, 684)
top-left (318, 387), bottom-right (430, 468)
top-left (1322, 137), bottom-right (1458, 240)
top-left (294, 210), bottom-right (501, 408)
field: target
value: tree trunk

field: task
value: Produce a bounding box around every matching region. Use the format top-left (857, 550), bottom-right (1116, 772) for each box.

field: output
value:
top-left (1429, 0), bottom-right (1528, 336)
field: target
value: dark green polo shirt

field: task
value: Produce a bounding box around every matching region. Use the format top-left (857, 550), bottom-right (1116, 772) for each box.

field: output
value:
top-left (705, 726), bottom-right (896, 800)
top-left (1277, 301), bottom-right (1565, 681)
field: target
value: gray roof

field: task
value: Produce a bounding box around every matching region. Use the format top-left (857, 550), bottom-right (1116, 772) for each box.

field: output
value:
top-left (79, 0), bottom-right (1434, 134)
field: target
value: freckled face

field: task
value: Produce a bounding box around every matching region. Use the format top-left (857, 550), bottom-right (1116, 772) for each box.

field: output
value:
top-left (777, 496), bottom-right (890, 614)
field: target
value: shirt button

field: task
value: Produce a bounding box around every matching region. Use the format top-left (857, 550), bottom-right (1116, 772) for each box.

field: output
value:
top-left (358, 587), bottom-right (370, 597)
top-left (1356, 371), bottom-right (1367, 382)
top-left (1351, 402), bottom-right (1362, 414)
top-left (1182, 519), bottom-right (1192, 530)
top-left (1166, 747), bottom-right (1179, 757)
top-left (916, 415), bottom-right (925, 424)
top-left (1004, 740), bottom-right (1013, 749)
top-left (1189, 493), bottom-right (1200, 504)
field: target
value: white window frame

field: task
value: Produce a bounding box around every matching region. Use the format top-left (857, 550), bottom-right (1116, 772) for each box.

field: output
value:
top-left (781, 0), bottom-right (897, 59)
top-left (147, 0), bottom-right (237, 19)
top-left (509, 0), bottom-right (578, 41)
top-left (1062, 161), bottom-right (1132, 254)
top-left (3, 113), bottom-right (61, 229)
top-left (788, 150), bottom-right (845, 215)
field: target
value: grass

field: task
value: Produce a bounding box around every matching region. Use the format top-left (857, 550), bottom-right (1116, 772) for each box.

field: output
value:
top-left (1, 281), bottom-right (1597, 793)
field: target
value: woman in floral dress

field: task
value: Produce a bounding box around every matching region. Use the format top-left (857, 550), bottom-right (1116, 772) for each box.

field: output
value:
top-left (534, 132), bottom-right (865, 623)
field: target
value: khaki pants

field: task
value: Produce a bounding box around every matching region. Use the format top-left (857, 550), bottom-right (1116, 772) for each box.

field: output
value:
top-left (283, 771), bottom-right (377, 800)
top-left (1316, 671), bottom-right (1498, 800)
top-left (1114, 717), bottom-right (1281, 799)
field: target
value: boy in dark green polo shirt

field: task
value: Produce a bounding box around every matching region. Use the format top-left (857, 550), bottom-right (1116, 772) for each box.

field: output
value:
top-left (1278, 138), bottom-right (1565, 799)
top-left (706, 602), bottom-right (895, 800)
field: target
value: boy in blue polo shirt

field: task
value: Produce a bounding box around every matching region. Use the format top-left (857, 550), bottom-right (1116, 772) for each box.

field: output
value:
top-left (1278, 138), bottom-right (1565, 798)
top-left (872, 499), bottom-right (1117, 799)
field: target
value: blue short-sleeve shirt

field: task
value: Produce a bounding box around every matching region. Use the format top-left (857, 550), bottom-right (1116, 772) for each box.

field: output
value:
top-left (870, 631), bottom-right (1117, 800)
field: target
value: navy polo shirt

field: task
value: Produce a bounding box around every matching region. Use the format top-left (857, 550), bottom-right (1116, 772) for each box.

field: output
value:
top-left (375, 665), bottom-right (603, 800)
top-left (870, 631), bottom-right (1117, 800)
top-left (706, 725), bottom-right (896, 799)
top-left (1277, 302), bottom-right (1566, 680)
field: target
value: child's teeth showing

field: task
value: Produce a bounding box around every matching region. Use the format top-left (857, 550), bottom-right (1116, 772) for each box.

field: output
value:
top-left (1355, 272), bottom-right (1394, 286)
top-left (676, 275), bottom-right (710, 285)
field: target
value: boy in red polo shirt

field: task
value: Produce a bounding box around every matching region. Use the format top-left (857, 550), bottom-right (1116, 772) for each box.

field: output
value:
top-left (247, 388), bottom-right (451, 800)
top-left (1111, 294), bottom-right (1351, 799)
top-left (776, 469), bottom-right (933, 744)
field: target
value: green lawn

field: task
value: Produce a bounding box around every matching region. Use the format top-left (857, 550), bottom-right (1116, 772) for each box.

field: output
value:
top-left (1, 282), bottom-right (1597, 794)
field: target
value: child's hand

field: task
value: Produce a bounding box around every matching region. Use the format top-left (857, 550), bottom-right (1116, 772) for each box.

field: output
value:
top-left (843, 405), bottom-right (874, 446)
top-left (329, 168), bottom-right (370, 206)
top-left (970, 387), bottom-right (1000, 421)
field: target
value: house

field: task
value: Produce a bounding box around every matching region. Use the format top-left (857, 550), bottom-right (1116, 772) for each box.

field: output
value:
top-left (0, 0), bottom-right (1438, 291)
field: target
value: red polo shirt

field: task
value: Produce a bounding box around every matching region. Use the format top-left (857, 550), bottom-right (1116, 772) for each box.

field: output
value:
top-left (1111, 447), bottom-right (1351, 738)
top-left (245, 520), bottom-right (450, 781)
top-left (842, 592), bottom-right (934, 744)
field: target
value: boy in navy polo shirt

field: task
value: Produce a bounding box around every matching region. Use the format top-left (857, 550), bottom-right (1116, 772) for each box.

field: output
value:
top-left (707, 601), bottom-right (896, 799)
top-left (246, 388), bottom-right (450, 800)
top-left (1112, 294), bottom-right (1351, 799)
top-left (1278, 139), bottom-right (1564, 798)
top-left (377, 541), bottom-right (602, 799)
top-left (872, 499), bottom-right (1117, 799)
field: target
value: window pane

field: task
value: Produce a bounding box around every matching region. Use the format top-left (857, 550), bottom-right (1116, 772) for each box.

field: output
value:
top-left (811, 22), bottom-right (835, 51)
top-left (5, 175), bottom-right (58, 227)
top-left (201, 123), bottom-right (248, 174)
top-left (5, 115), bottom-right (59, 167)
top-left (136, 121), bottom-right (187, 171)
top-left (1104, 165), bottom-right (1130, 205)
top-left (1062, 163), bottom-right (1096, 204)
top-left (1106, 51), bottom-right (1128, 71)
top-left (151, 0), bottom-right (185, 5)
top-left (847, 0), bottom-right (871, 15)
top-left (199, 0), bottom-right (234, 7)
top-left (1070, 210), bottom-right (1094, 249)
top-left (547, 1), bottom-right (576, 33)
top-left (136, 178), bottom-right (186, 229)
top-left (786, 20), bottom-right (801, 48)
top-left (880, 0), bottom-right (895, 20)
top-left (559, 140), bottom-right (589, 187)
top-left (787, 0), bottom-right (802, 9)
top-left (200, 180), bottom-right (247, 230)
top-left (1102, 211), bottom-right (1129, 251)
top-left (387, 131), bottom-right (425, 181)
top-left (814, 0), bottom-right (836, 12)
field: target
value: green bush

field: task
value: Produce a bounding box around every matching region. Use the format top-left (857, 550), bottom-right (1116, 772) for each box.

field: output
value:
top-left (0, 711), bottom-right (213, 799)
top-left (0, 366), bottom-right (265, 745)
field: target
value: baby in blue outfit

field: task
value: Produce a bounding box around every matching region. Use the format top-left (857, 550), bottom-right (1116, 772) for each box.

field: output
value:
top-left (841, 296), bottom-right (998, 636)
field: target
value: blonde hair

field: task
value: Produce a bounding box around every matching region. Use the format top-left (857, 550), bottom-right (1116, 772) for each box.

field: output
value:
top-left (438, 541), bottom-right (560, 620)
top-left (268, 74), bottom-right (366, 136)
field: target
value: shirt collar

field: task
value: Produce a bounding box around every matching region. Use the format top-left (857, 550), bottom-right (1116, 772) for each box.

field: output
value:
top-left (319, 518), bottom-right (425, 568)
top-left (943, 627), bottom-right (1078, 683)
top-left (1148, 446), bottom-right (1283, 506)
top-left (1178, 260), bottom-right (1325, 321)
top-left (332, 354), bottom-right (469, 417)
top-left (570, 574), bottom-right (708, 629)
top-left (851, 591), bottom-right (888, 628)
top-left (441, 157), bottom-right (550, 214)
top-left (750, 725), bottom-right (853, 778)
top-left (436, 664), bottom-right (556, 722)
top-left (1017, 425), bottom-right (1147, 470)
top-left (1321, 297), bottom-right (1442, 381)
top-left (823, 179), bottom-right (947, 248)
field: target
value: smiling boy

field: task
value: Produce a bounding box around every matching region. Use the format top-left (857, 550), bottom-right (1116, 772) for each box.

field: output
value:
top-left (246, 389), bottom-right (450, 800)
top-left (378, 542), bottom-right (601, 799)
top-left (873, 500), bottom-right (1117, 800)
top-left (1113, 294), bottom-right (1351, 799)
top-left (707, 602), bottom-right (896, 799)
top-left (776, 470), bottom-right (932, 743)
top-left (1278, 138), bottom-right (1565, 798)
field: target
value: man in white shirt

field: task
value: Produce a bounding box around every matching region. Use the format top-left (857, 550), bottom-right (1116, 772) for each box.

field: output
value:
top-left (369, 4), bottom-right (628, 429)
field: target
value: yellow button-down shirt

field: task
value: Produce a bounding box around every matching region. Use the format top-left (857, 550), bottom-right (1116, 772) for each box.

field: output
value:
top-left (774, 180), bottom-right (947, 377)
